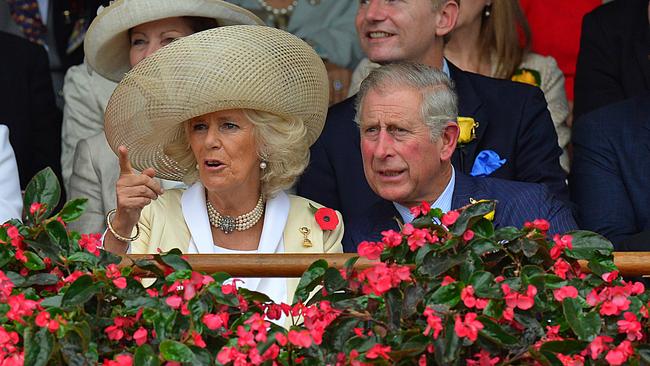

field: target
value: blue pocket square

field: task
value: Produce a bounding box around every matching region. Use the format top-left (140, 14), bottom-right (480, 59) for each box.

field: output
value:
top-left (470, 150), bottom-right (506, 177)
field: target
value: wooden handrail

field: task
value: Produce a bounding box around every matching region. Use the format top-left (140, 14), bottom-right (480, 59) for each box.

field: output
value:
top-left (120, 252), bottom-right (650, 277)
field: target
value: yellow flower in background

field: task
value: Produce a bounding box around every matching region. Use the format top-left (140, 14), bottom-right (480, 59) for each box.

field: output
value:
top-left (457, 117), bottom-right (478, 144)
top-left (511, 68), bottom-right (541, 87)
top-left (470, 198), bottom-right (495, 221)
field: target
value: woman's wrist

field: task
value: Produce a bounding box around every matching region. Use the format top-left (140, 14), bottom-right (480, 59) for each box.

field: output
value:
top-left (106, 209), bottom-right (140, 242)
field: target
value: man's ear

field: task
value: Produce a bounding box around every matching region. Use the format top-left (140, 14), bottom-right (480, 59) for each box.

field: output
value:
top-left (440, 122), bottom-right (459, 161)
top-left (434, 0), bottom-right (459, 37)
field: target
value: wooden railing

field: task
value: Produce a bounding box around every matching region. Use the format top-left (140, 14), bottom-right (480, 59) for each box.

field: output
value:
top-left (121, 252), bottom-right (650, 277)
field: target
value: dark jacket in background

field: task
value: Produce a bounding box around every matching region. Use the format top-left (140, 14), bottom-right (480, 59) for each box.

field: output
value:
top-left (574, 0), bottom-right (650, 121)
top-left (0, 31), bottom-right (62, 189)
top-left (570, 95), bottom-right (650, 250)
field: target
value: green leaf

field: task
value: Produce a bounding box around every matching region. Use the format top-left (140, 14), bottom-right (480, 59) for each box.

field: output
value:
top-left (23, 167), bottom-right (61, 221)
top-left (24, 251), bottom-right (46, 270)
top-left (24, 273), bottom-right (59, 286)
top-left (521, 238), bottom-right (540, 257)
top-left (133, 259), bottom-right (165, 278)
top-left (637, 345), bottom-right (650, 363)
top-left (45, 220), bottom-right (70, 252)
top-left (40, 295), bottom-right (62, 308)
top-left (562, 298), bottom-right (600, 341)
top-left (419, 252), bottom-right (467, 278)
top-left (238, 288), bottom-right (272, 303)
top-left (478, 316), bottom-right (519, 346)
top-left (564, 231), bottom-right (613, 261)
top-left (24, 327), bottom-right (54, 366)
top-left (472, 219), bottom-right (494, 238)
top-left (62, 275), bottom-right (99, 308)
top-left (428, 283), bottom-right (460, 307)
top-left (58, 198), bottom-right (87, 223)
top-left (189, 346), bottom-right (212, 366)
top-left (207, 286), bottom-right (240, 307)
top-left (159, 251), bottom-right (191, 271)
top-left (24, 238), bottom-right (62, 261)
top-left (469, 271), bottom-right (499, 298)
top-left (470, 239), bottom-right (500, 256)
top-left (402, 285), bottom-right (424, 318)
top-left (293, 259), bottom-right (328, 303)
top-left (540, 340), bottom-right (588, 354)
top-left (323, 267), bottom-right (347, 294)
top-left (494, 227), bottom-right (523, 243)
top-left (450, 200), bottom-right (496, 236)
top-left (67, 252), bottom-right (100, 266)
top-left (159, 340), bottom-right (195, 362)
top-left (134, 344), bottom-right (161, 366)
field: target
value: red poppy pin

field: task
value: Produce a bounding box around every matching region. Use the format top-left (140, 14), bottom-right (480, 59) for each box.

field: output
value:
top-left (309, 204), bottom-right (339, 231)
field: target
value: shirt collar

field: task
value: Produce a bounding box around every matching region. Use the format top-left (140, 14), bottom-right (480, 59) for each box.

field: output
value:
top-left (393, 166), bottom-right (455, 224)
top-left (442, 58), bottom-right (451, 78)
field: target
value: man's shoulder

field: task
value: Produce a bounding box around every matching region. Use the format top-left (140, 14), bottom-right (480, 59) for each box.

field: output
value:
top-left (326, 96), bottom-right (357, 122)
top-left (467, 174), bottom-right (551, 203)
top-left (453, 67), bottom-right (540, 100)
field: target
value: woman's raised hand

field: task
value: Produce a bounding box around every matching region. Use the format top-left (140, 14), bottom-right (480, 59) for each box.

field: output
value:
top-left (105, 146), bottom-right (163, 253)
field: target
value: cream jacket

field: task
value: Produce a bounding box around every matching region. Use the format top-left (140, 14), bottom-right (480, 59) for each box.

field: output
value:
top-left (130, 184), bottom-right (344, 305)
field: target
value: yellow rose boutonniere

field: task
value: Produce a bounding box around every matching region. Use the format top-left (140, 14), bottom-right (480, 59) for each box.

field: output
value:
top-left (470, 198), bottom-right (495, 221)
top-left (511, 68), bottom-right (541, 87)
top-left (457, 117), bottom-right (478, 144)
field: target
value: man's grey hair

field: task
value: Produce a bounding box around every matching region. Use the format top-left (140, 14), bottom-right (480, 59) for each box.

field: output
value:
top-left (354, 62), bottom-right (459, 141)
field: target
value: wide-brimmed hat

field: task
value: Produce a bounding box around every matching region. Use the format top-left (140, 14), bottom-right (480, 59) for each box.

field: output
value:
top-left (104, 25), bottom-right (329, 181)
top-left (85, 0), bottom-right (263, 82)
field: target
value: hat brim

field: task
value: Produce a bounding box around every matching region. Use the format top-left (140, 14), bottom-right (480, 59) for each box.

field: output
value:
top-left (85, 0), bottom-right (263, 82)
top-left (104, 26), bottom-right (329, 182)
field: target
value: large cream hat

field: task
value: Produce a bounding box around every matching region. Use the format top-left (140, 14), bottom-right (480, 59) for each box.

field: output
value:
top-left (104, 25), bottom-right (329, 182)
top-left (85, 0), bottom-right (263, 82)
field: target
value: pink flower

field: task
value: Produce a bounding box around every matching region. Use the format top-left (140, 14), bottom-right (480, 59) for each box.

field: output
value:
top-left (454, 313), bottom-right (483, 342)
top-left (503, 284), bottom-right (537, 310)
top-left (29, 202), bottom-right (45, 216)
top-left (441, 276), bottom-right (456, 286)
top-left (602, 271), bottom-right (619, 283)
top-left (287, 330), bottom-right (312, 348)
top-left (441, 210), bottom-right (460, 226)
top-left (406, 228), bottom-right (434, 251)
top-left (466, 350), bottom-right (500, 366)
top-left (133, 327), bottom-right (147, 346)
top-left (104, 354), bottom-right (133, 366)
top-left (461, 286), bottom-right (487, 309)
top-left (165, 295), bottom-right (182, 309)
top-left (78, 233), bottom-right (102, 257)
top-left (617, 312), bottom-right (643, 341)
top-left (409, 201), bottom-right (431, 218)
top-left (112, 277), bottom-right (127, 289)
top-left (556, 353), bottom-right (585, 366)
top-left (366, 344), bottom-right (391, 360)
top-left (463, 229), bottom-right (475, 241)
top-left (192, 331), bottom-right (206, 348)
top-left (553, 258), bottom-right (572, 279)
top-left (423, 307), bottom-right (443, 339)
top-left (585, 335), bottom-right (613, 360)
top-left (6, 294), bottom-right (39, 322)
top-left (524, 219), bottom-right (550, 233)
top-left (203, 313), bottom-right (228, 330)
top-left (381, 229), bottom-right (403, 247)
top-left (553, 286), bottom-right (579, 302)
top-left (275, 332), bottom-right (287, 346)
top-left (605, 340), bottom-right (633, 366)
top-left (0, 270), bottom-right (15, 300)
top-left (550, 234), bottom-right (573, 259)
top-left (357, 241), bottom-right (384, 260)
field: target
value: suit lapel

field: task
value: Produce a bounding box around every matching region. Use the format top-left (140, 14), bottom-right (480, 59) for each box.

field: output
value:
top-left (447, 61), bottom-right (488, 174)
top-left (364, 200), bottom-right (402, 241)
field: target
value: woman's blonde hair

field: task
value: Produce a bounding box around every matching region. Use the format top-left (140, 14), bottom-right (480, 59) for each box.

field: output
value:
top-left (164, 109), bottom-right (309, 198)
top-left (479, 0), bottom-right (531, 79)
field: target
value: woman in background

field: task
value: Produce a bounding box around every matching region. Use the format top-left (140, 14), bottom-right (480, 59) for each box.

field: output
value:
top-left (64, 0), bottom-right (262, 234)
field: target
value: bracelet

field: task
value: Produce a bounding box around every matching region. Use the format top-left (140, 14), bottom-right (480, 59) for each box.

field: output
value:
top-left (106, 209), bottom-right (140, 242)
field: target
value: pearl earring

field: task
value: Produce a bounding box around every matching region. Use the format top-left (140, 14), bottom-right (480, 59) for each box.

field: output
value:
top-left (260, 161), bottom-right (268, 170)
top-left (483, 3), bottom-right (492, 17)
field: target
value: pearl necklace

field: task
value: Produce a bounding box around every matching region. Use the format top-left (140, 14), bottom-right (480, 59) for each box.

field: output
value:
top-left (256, 0), bottom-right (298, 16)
top-left (206, 195), bottom-right (264, 234)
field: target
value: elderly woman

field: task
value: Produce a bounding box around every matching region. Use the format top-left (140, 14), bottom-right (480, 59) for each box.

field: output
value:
top-left (64, 0), bottom-right (262, 234)
top-left (102, 26), bottom-right (343, 303)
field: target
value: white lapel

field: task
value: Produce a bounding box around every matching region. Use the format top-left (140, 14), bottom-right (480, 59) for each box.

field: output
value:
top-left (181, 182), bottom-right (214, 254)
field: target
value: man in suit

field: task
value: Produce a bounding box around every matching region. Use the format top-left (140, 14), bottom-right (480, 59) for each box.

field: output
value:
top-left (0, 31), bottom-right (62, 189)
top-left (297, 0), bottom-right (568, 245)
top-left (573, 0), bottom-right (650, 121)
top-left (345, 63), bottom-right (576, 251)
top-left (570, 95), bottom-right (650, 251)
top-left (1, 0), bottom-right (107, 107)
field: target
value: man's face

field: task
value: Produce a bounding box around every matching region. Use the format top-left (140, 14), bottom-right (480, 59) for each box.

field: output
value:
top-left (359, 87), bottom-right (454, 207)
top-left (356, 0), bottom-right (441, 66)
